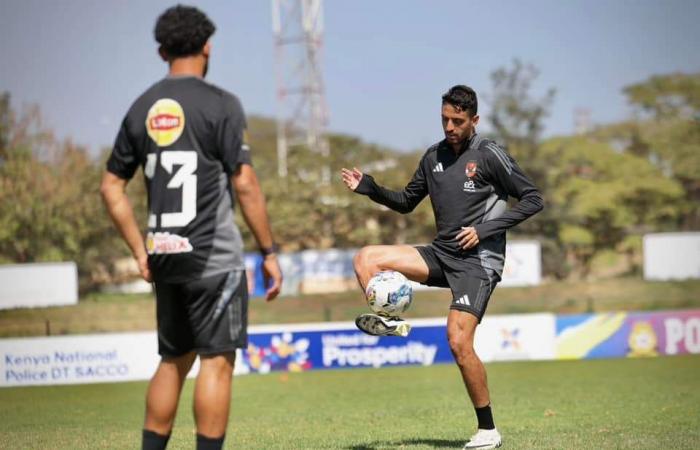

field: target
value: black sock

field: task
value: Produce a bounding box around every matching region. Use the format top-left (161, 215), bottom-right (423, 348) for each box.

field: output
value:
top-left (197, 433), bottom-right (225, 450)
top-left (475, 404), bottom-right (495, 430)
top-left (142, 429), bottom-right (170, 450)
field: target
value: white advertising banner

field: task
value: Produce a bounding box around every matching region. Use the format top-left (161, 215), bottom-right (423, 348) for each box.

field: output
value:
top-left (643, 232), bottom-right (700, 281)
top-left (0, 332), bottom-right (160, 387)
top-left (500, 241), bottom-right (542, 287)
top-left (1, 313), bottom-right (557, 387)
top-left (0, 262), bottom-right (78, 310)
top-left (475, 313), bottom-right (556, 362)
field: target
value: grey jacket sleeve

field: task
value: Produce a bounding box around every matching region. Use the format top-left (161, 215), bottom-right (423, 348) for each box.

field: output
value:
top-left (475, 143), bottom-right (544, 239)
top-left (354, 159), bottom-right (428, 214)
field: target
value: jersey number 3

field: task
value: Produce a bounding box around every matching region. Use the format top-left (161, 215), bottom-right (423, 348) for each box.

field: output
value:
top-left (145, 151), bottom-right (197, 228)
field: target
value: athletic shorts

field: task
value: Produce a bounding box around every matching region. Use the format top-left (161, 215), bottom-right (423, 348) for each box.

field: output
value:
top-left (154, 270), bottom-right (248, 358)
top-left (416, 244), bottom-right (500, 322)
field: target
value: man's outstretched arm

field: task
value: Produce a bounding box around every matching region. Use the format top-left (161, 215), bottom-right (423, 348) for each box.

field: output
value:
top-left (232, 164), bottom-right (282, 301)
top-left (341, 162), bottom-right (428, 214)
top-left (100, 171), bottom-right (151, 281)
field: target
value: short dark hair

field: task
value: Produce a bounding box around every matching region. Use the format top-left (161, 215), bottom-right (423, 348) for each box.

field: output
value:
top-left (441, 85), bottom-right (478, 116)
top-left (154, 5), bottom-right (216, 58)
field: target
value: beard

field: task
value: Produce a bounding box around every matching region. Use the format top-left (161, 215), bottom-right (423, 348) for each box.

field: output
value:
top-left (203, 57), bottom-right (209, 78)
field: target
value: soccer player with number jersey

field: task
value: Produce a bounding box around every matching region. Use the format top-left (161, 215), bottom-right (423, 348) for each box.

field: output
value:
top-left (100, 6), bottom-right (282, 450)
top-left (341, 85), bottom-right (543, 449)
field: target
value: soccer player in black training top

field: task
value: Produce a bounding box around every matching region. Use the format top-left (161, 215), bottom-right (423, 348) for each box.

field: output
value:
top-left (101, 6), bottom-right (282, 450)
top-left (341, 86), bottom-right (543, 449)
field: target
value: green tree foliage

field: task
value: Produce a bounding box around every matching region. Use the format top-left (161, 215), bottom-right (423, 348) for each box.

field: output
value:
top-left (239, 116), bottom-right (435, 250)
top-left (488, 60), bottom-right (556, 154)
top-left (487, 60), bottom-right (557, 239)
top-left (541, 136), bottom-right (683, 278)
top-left (487, 63), bottom-right (691, 278)
top-left (0, 92), bottom-right (10, 158)
top-left (0, 95), bottom-right (136, 288)
top-left (595, 73), bottom-right (700, 228)
top-left (486, 60), bottom-right (566, 277)
top-left (1, 67), bottom-right (696, 287)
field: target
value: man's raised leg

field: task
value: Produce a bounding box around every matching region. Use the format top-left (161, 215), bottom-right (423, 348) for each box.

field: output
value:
top-left (353, 245), bottom-right (430, 336)
top-left (353, 245), bottom-right (430, 288)
top-left (447, 309), bottom-right (501, 449)
top-left (193, 352), bottom-right (236, 450)
top-left (143, 352), bottom-right (196, 450)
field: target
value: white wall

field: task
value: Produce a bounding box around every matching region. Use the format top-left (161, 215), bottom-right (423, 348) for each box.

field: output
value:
top-left (643, 233), bottom-right (700, 281)
top-left (0, 262), bottom-right (78, 310)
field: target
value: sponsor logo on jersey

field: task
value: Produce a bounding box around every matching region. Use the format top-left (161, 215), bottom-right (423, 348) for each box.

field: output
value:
top-left (146, 231), bottom-right (193, 254)
top-left (466, 160), bottom-right (478, 178)
top-left (463, 180), bottom-right (476, 193)
top-left (146, 98), bottom-right (185, 147)
top-left (432, 162), bottom-right (444, 173)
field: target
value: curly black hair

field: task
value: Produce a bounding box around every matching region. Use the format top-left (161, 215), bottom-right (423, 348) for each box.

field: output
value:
top-left (441, 85), bottom-right (478, 116)
top-left (154, 5), bottom-right (216, 58)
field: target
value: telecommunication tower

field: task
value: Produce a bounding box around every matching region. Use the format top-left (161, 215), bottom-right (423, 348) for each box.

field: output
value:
top-left (272, 0), bottom-right (330, 183)
top-left (574, 107), bottom-right (592, 135)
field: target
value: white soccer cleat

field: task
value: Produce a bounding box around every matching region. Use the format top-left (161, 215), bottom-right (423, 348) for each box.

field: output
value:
top-left (355, 313), bottom-right (411, 337)
top-left (463, 428), bottom-right (502, 449)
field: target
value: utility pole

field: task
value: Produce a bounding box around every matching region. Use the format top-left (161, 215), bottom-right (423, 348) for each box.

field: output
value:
top-left (272, 0), bottom-right (330, 184)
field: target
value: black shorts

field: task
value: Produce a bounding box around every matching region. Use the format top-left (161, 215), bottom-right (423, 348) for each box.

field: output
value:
top-left (154, 270), bottom-right (248, 358)
top-left (416, 244), bottom-right (500, 322)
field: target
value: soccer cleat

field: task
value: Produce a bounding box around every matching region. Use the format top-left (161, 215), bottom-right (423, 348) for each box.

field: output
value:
top-left (463, 428), bottom-right (502, 449)
top-left (355, 313), bottom-right (411, 337)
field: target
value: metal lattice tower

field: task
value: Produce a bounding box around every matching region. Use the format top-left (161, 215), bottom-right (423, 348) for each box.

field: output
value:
top-left (272, 0), bottom-right (330, 183)
top-left (574, 107), bottom-right (592, 135)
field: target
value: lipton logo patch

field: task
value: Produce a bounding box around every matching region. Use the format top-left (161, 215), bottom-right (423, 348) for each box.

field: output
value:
top-left (466, 161), bottom-right (478, 178)
top-left (146, 98), bottom-right (185, 147)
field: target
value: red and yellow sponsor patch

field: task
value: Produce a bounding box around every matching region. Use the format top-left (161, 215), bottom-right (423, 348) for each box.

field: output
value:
top-left (146, 232), bottom-right (193, 254)
top-left (146, 98), bottom-right (185, 147)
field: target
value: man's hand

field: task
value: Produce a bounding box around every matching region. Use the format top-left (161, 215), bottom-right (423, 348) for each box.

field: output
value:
top-left (136, 254), bottom-right (152, 282)
top-left (100, 172), bottom-right (151, 281)
top-left (262, 254), bottom-right (282, 301)
top-left (456, 226), bottom-right (480, 250)
top-left (341, 167), bottom-right (363, 191)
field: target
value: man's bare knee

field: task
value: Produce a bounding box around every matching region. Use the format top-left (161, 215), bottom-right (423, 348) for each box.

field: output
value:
top-left (447, 329), bottom-right (477, 368)
top-left (354, 246), bottom-right (381, 274)
top-left (199, 353), bottom-right (235, 376)
top-left (161, 352), bottom-right (196, 377)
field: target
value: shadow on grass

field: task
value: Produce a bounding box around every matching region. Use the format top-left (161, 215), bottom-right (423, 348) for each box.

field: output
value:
top-left (346, 438), bottom-right (464, 449)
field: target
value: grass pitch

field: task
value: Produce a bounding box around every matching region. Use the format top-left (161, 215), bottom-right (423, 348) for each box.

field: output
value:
top-left (0, 356), bottom-right (698, 449)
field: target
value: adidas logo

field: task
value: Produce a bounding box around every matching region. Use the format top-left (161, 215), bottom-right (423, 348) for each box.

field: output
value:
top-left (432, 162), bottom-right (444, 173)
top-left (455, 295), bottom-right (470, 306)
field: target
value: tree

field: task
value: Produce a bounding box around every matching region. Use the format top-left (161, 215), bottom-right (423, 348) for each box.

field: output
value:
top-left (487, 60), bottom-right (561, 275)
top-left (0, 92), bottom-right (10, 159)
top-left (237, 116), bottom-right (436, 251)
top-left (595, 73), bottom-right (700, 229)
top-left (0, 95), bottom-right (133, 289)
top-left (488, 60), bottom-right (556, 156)
top-left (541, 135), bottom-right (683, 278)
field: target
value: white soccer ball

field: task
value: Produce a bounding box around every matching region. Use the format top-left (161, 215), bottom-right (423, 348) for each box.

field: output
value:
top-left (365, 270), bottom-right (413, 317)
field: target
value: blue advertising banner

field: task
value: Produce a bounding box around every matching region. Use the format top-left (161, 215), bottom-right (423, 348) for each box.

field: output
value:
top-left (235, 313), bottom-right (557, 374)
top-left (237, 320), bottom-right (452, 374)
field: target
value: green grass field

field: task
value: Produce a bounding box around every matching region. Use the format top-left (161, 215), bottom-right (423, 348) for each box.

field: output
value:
top-left (1, 356), bottom-right (698, 449)
top-left (2, 277), bottom-right (700, 337)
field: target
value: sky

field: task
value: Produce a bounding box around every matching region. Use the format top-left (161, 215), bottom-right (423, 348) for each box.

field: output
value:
top-left (1, 0), bottom-right (699, 154)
